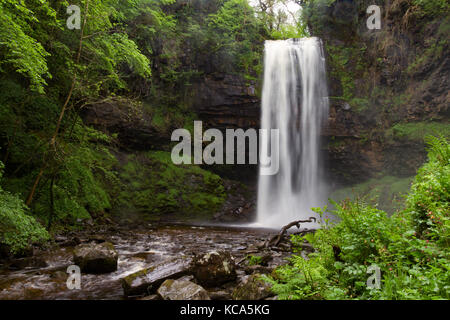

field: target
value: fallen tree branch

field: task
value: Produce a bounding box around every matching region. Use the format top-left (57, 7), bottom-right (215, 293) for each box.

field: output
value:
top-left (265, 217), bottom-right (317, 248)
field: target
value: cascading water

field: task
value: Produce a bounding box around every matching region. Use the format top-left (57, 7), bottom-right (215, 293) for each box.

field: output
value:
top-left (257, 37), bottom-right (329, 228)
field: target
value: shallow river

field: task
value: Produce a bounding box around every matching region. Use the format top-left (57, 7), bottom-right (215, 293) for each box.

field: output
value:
top-left (0, 224), bottom-right (284, 300)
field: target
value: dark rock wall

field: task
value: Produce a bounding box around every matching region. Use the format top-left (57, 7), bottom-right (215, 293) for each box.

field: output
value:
top-left (192, 74), bottom-right (260, 130)
top-left (309, 0), bottom-right (449, 185)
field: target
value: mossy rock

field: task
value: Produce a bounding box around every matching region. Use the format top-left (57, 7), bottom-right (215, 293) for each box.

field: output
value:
top-left (114, 151), bottom-right (226, 220)
top-left (121, 257), bottom-right (193, 297)
top-left (73, 242), bottom-right (118, 274)
top-left (232, 274), bottom-right (273, 300)
top-left (157, 279), bottom-right (210, 300)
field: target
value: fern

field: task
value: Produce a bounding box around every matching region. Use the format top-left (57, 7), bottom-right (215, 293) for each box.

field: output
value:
top-left (425, 135), bottom-right (450, 166)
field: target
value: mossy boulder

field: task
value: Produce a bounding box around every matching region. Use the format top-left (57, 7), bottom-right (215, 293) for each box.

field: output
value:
top-left (121, 257), bottom-right (193, 297)
top-left (73, 242), bottom-right (118, 274)
top-left (232, 274), bottom-right (272, 300)
top-left (192, 251), bottom-right (236, 287)
top-left (157, 279), bottom-right (210, 300)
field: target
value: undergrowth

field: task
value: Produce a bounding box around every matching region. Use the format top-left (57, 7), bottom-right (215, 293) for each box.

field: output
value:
top-left (265, 135), bottom-right (449, 300)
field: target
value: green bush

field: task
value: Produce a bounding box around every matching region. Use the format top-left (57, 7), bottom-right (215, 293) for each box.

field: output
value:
top-left (265, 136), bottom-right (450, 300)
top-left (0, 161), bottom-right (49, 254)
top-left (405, 135), bottom-right (449, 242)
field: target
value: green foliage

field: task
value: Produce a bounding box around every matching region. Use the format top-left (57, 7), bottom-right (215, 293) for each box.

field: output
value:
top-left (206, 0), bottom-right (265, 78)
top-left (252, 0), bottom-right (308, 40)
top-left (266, 136), bottom-right (450, 300)
top-left (0, 0), bottom-right (152, 98)
top-left (407, 40), bottom-right (447, 75)
top-left (386, 122), bottom-right (450, 142)
top-left (326, 44), bottom-right (368, 103)
top-left (247, 255), bottom-right (263, 266)
top-left (405, 135), bottom-right (449, 240)
top-left (38, 148), bottom-right (114, 224)
top-left (300, 0), bottom-right (338, 35)
top-left (115, 151), bottom-right (226, 220)
top-left (412, 0), bottom-right (450, 17)
top-left (0, 0), bottom-right (55, 93)
top-left (269, 23), bottom-right (308, 40)
top-left (0, 0), bottom-right (269, 240)
top-left (425, 135), bottom-right (450, 166)
top-left (0, 161), bottom-right (49, 254)
top-left (0, 75), bottom-right (117, 229)
top-left (330, 175), bottom-right (414, 214)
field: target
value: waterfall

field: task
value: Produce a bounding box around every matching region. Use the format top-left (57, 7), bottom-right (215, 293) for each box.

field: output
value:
top-left (257, 38), bottom-right (329, 228)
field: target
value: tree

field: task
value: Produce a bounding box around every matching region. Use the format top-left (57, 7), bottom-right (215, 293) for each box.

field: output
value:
top-left (23, 0), bottom-right (153, 206)
top-left (252, 0), bottom-right (307, 39)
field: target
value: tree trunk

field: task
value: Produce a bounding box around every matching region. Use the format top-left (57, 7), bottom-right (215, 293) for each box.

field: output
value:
top-left (26, 0), bottom-right (90, 206)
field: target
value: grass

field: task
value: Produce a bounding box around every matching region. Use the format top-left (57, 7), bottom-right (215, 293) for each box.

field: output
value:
top-left (385, 122), bottom-right (450, 142)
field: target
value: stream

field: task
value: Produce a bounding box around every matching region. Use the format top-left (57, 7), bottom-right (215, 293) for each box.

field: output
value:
top-left (0, 224), bottom-right (289, 300)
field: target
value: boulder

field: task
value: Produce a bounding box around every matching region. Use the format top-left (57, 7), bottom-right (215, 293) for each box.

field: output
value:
top-left (121, 257), bottom-right (192, 297)
top-left (193, 251), bottom-right (236, 287)
top-left (157, 279), bottom-right (210, 300)
top-left (232, 274), bottom-right (272, 300)
top-left (73, 242), bottom-right (118, 274)
top-left (55, 236), bottom-right (81, 247)
top-left (208, 290), bottom-right (232, 300)
top-left (8, 257), bottom-right (48, 270)
top-left (244, 265), bottom-right (274, 275)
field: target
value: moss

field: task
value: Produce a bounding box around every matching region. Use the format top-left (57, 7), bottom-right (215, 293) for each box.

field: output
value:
top-left (412, 0), bottom-right (450, 18)
top-left (349, 97), bottom-right (370, 112)
top-left (326, 44), bottom-right (369, 107)
top-left (386, 122), bottom-right (450, 142)
top-left (114, 151), bottom-right (226, 221)
top-left (330, 175), bottom-right (414, 214)
top-left (391, 92), bottom-right (413, 108)
top-left (143, 101), bottom-right (197, 134)
top-left (328, 137), bottom-right (347, 148)
top-left (437, 16), bottom-right (450, 37)
top-left (123, 267), bottom-right (150, 285)
top-left (407, 40), bottom-right (446, 75)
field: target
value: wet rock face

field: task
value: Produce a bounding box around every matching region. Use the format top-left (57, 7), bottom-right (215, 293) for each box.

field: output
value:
top-left (193, 251), bottom-right (237, 287)
top-left (157, 279), bottom-right (210, 300)
top-left (80, 100), bottom-right (167, 151)
top-left (214, 181), bottom-right (257, 223)
top-left (232, 274), bottom-right (272, 301)
top-left (73, 242), bottom-right (118, 274)
top-left (121, 257), bottom-right (193, 297)
top-left (190, 74), bottom-right (261, 182)
top-left (192, 75), bottom-right (260, 130)
top-left (308, 1), bottom-right (449, 185)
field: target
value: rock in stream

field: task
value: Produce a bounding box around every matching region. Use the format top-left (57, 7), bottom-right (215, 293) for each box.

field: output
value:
top-left (122, 257), bottom-right (193, 297)
top-left (73, 242), bottom-right (118, 274)
top-left (192, 250), bottom-right (237, 287)
top-left (157, 279), bottom-right (210, 300)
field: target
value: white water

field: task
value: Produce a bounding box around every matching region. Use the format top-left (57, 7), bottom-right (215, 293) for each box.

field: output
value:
top-left (257, 38), bottom-right (329, 228)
